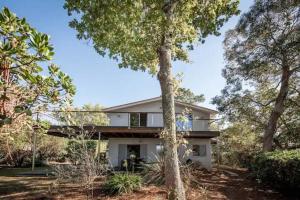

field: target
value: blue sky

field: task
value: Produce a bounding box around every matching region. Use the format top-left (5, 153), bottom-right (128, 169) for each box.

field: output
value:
top-left (1, 0), bottom-right (253, 109)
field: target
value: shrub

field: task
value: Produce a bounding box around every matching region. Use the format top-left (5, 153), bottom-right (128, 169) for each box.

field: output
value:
top-left (142, 155), bottom-right (197, 187)
top-left (250, 149), bottom-right (300, 192)
top-left (66, 140), bottom-right (96, 164)
top-left (104, 173), bottom-right (142, 195)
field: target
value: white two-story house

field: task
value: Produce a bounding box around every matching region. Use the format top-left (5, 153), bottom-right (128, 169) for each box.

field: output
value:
top-left (48, 97), bottom-right (219, 170)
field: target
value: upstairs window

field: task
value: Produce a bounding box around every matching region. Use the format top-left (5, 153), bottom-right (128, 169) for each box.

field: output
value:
top-left (176, 114), bottom-right (193, 131)
top-left (130, 113), bottom-right (147, 127)
top-left (130, 113), bottom-right (139, 127)
top-left (140, 113), bottom-right (147, 127)
top-left (192, 144), bottom-right (206, 157)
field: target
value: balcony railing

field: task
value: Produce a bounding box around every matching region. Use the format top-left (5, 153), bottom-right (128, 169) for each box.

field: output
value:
top-left (37, 111), bottom-right (219, 132)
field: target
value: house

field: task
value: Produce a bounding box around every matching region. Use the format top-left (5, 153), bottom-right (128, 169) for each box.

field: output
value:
top-left (47, 97), bottom-right (219, 170)
top-left (103, 97), bottom-right (219, 170)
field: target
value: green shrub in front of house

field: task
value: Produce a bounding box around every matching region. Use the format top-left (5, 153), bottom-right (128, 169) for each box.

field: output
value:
top-left (249, 149), bottom-right (300, 192)
top-left (103, 173), bottom-right (142, 195)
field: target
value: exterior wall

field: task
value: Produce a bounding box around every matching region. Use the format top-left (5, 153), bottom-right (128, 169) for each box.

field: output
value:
top-left (107, 113), bottom-right (129, 126)
top-left (106, 101), bottom-right (212, 131)
top-left (107, 138), bottom-right (161, 167)
top-left (107, 138), bottom-right (212, 170)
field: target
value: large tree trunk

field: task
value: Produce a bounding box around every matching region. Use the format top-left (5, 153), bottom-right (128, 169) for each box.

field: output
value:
top-left (158, 45), bottom-right (186, 200)
top-left (263, 65), bottom-right (290, 151)
top-left (157, 1), bottom-right (185, 199)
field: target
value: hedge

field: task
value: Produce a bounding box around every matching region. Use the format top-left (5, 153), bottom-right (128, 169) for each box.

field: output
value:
top-left (249, 149), bottom-right (300, 192)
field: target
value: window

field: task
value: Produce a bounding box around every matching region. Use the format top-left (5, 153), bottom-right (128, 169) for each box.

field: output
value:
top-left (130, 113), bottom-right (139, 127)
top-left (140, 113), bottom-right (147, 127)
top-left (130, 113), bottom-right (147, 127)
top-left (192, 144), bottom-right (206, 157)
top-left (176, 114), bottom-right (193, 131)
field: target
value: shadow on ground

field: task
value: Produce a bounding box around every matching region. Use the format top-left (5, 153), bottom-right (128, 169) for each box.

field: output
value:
top-left (0, 166), bottom-right (297, 200)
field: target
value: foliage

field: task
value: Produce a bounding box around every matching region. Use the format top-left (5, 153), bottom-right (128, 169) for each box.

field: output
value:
top-left (0, 7), bottom-right (75, 127)
top-left (175, 87), bottom-right (205, 105)
top-left (142, 155), bottom-right (199, 188)
top-left (212, 0), bottom-right (300, 150)
top-left (55, 104), bottom-right (109, 126)
top-left (64, 0), bottom-right (239, 74)
top-left (0, 116), bottom-right (66, 167)
top-left (104, 173), bottom-right (142, 195)
top-left (217, 123), bottom-right (261, 167)
top-left (249, 149), bottom-right (300, 192)
top-left (66, 139), bottom-right (96, 164)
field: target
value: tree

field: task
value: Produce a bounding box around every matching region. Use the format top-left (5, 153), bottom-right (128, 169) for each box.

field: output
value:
top-left (64, 1), bottom-right (239, 198)
top-left (175, 87), bottom-right (205, 104)
top-left (0, 7), bottom-right (76, 128)
top-left (0, 115), bottom-right (66, 167)
top-left (56, 104), bottom-right (109, 126)
top-left (212, 0), bottom-right (300, 151)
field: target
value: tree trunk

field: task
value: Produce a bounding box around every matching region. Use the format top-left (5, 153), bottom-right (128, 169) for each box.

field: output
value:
top-left (263, 65), bottom-right (290, 151)
top-left (158, 45), bottom-right (186, 200)
top-left (157, 2), bottom-right (185, 199)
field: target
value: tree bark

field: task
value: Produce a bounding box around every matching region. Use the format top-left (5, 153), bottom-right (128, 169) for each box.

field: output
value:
top-left (263, 65), bottom-right (290, 151)
top-left (156, 1), bottom-right (185, 199)
top-left (158, 45), bottom-right (186, 200)
top-left (157, 3), bottom-right (186, 198)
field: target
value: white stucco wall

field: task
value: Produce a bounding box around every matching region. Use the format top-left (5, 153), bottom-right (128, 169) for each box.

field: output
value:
top-left (107, 138), bottom-right (212, 170)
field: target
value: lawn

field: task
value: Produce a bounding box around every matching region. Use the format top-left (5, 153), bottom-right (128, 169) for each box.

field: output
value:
top-left (0, 166), bottom-right (290, 200)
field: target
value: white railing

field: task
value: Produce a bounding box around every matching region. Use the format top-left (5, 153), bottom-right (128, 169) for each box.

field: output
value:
top-left (37, 111), bottom-right (218, 131)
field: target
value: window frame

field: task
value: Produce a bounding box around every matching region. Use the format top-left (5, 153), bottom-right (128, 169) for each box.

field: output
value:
top-left (130, 113), bottom-right (147, 127)
top-left (192, 144), bottom-right (206, 157)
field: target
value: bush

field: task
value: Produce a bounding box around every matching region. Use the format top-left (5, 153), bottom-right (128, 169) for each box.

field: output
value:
top-left (66, 140), bottom-right (96, 164)
top-left (249, 149), bottom-right (300, 192)
top-left (104, 173), bottom-right (142, 195)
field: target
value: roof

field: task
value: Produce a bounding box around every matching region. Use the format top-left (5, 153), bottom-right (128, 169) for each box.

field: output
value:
top-left (102, 96), bottom-right (218, 114)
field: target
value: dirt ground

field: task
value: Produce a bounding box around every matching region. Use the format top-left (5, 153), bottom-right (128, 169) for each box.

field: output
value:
top-left (0, 166), bottom-right (296, 200)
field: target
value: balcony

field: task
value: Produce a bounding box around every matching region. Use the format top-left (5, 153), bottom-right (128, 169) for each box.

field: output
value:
top-left (39, 111), bottom-right (219, 139)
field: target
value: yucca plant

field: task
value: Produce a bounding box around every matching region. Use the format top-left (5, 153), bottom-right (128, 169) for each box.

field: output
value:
top-left (104, 173), bottom-right (142, 195)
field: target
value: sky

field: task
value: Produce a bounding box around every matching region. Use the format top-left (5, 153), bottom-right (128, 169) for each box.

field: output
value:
top-left (0, 0), bottom-right (253, 109)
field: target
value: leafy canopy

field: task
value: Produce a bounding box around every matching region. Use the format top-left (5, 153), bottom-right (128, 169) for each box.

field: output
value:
top-left (64, 0), bottom-right (239, 74)
top-left (175, 87), bottom-right (205, 105)
top-left (0, 7), bottom-right (76, 126)
top-left (55, 104), bottom-right (109, 126)
top-left (212, 0), bottom-right (300, 148)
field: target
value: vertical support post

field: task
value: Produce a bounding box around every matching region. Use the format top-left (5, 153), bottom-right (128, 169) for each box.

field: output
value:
top-left (97, 132), bottom-right (101, 163)
top-left (216, 137), bottom-right (220, 169)
top-left (32, 113), bottom-right (39, 171)
top-left (31, 131), bottom-right (36, 171)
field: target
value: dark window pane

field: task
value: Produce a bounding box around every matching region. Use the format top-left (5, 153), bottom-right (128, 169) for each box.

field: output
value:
top-left (130, 113), bottom-right (139, 127)
top-left (140, 113), bottom-right (147, 127)
top-left (192, 145), bottom-right (200, 156)
top-left (199, 145), bottom-right (206, 157)
top-left (192, 144), bottom-right (206, 157)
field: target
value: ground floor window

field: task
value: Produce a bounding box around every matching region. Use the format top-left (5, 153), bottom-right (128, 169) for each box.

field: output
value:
top-left (127, 144), bottom-right (140, 159)
top-left (192, 144), bottom-right (206, 157)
